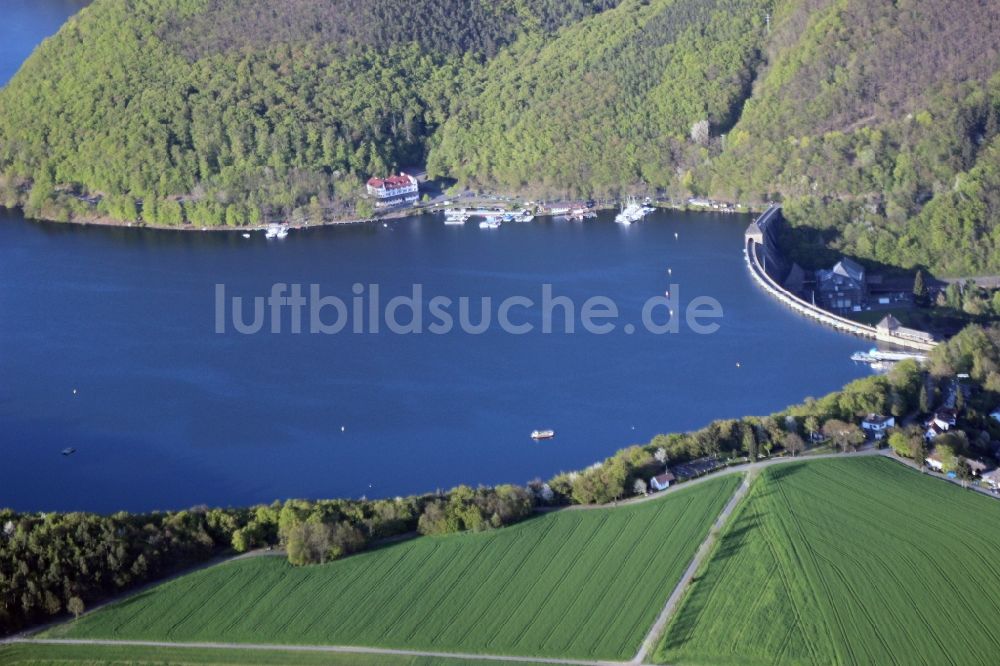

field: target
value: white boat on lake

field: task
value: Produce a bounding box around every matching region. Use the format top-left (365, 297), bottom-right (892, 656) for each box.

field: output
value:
top-left (479, 217), bottom-right (502, 229)
top-left (531, 429), bottom-right (555, 440)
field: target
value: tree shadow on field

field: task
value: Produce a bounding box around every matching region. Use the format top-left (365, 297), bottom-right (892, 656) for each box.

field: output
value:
top-left (695, 523), bottom-right (755, 571)
top-left (766, 461), bottom-right (809, 483)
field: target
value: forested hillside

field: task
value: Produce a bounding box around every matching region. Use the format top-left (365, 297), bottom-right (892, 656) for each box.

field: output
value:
top-left (0, 0), bottom-right (616, 226)
top-left (1, 0), bottom-right (1000, 274)
top-left (428, 0), bottom-right (769, 197)
top-left (708, 0), bottom-right (1000, 274)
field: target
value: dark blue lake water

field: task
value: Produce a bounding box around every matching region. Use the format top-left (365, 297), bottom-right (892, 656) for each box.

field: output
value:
top-left (0, 209), bottom-right (870, 512)
top-left (0, 1), bottom-right (871, 513)
top-left (0, 0), bottom-right (87, 86)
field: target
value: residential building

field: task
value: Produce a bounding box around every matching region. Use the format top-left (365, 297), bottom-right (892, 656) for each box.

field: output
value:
top-left (366, 173), bottom-right (419, 209)
top-left (861, 414), bottom-right (895, 440)
top-left (925, 422), bottom-right (947, 441)
top-left (650, 471), bottom-right (676, 491)
top-left (924, 409), bottom-right (957, 440)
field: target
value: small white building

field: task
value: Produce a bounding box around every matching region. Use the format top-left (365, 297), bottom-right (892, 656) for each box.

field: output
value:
top-left (861, 414), bottom-right (895, 440)
top-left (366, 173), bottom-right (419, 209)
top-left (925, 409), bottom-right (957, 440)
top-left (650, 471), bottom-right (676, 491)
top-left (925, 450), bottom-right (945, 472)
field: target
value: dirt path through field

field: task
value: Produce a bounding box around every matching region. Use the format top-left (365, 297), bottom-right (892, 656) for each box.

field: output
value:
top-left (630, 472), bottom-right (751, 664)
top-left (3, 637), bottom-right (626, 666)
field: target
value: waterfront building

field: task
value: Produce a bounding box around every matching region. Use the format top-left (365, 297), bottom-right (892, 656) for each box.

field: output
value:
top-left (366, 173), bottom-right (419, 209)
top-left (876, 314), bottom-right (935, 346)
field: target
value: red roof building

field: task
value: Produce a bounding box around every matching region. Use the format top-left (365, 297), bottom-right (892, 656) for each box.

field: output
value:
top-left (366, 173), bottom-right (419, 208)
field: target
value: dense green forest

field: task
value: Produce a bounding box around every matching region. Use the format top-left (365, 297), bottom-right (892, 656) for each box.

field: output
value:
top-left (709, 0), bottom-right (1000, 275)
top-left (428, 0), bottom-right (769, 197)
top-left (1, 0), bottom-right (999, 273)
top-left (0, 0), bottom-right (617, 227)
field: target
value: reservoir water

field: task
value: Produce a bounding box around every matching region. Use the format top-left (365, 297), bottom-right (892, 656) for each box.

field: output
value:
top-left (0, 209), bottom-right (870, 512)
top-left (0, 1), bottom-right (870, 512)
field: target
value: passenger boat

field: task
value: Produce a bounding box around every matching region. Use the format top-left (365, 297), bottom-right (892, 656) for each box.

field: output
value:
top-left (530, 429), bottom-right (555, 440)
top-left (61, 447), bottom-right (76, 456)
top-left (479, 217), bottom-right (502, 229)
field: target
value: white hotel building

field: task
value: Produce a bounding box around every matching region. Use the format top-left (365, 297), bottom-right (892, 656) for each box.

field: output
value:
top-left (366, 173), bottom-right (419, 209)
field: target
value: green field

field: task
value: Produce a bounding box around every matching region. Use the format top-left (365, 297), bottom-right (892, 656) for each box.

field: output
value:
top-left (655, 457), bottom-right (1000, 665)
top-left (0, 642), bottom-right (545, 665)
top-left (46, 476), bottom-right (738, 660)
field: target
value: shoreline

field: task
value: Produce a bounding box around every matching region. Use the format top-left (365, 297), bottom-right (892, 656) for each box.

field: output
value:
top-left (2, 197), bottom-right (759, 233)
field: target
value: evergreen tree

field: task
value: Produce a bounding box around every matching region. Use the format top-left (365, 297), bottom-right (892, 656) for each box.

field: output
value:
top-left (742, 425), bottom-right (758, 461)
top-left (919, 384), bottom-right (930, 413)
top-left (913, 269), bottom-right (928, 306)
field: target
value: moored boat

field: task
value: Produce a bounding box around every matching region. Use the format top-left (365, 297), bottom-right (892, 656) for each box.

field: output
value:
top-left (615, 197), bottom-right (650, 224)
top-left (265, 223), bottom-right (289, 239)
